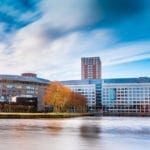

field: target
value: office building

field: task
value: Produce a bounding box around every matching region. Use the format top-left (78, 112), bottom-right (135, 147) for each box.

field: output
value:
top-left (61, 79), bottom-right (102, 111)
top-left (0, 73), bottom-right (49, 110)
top-left (81, 57), bottom-right (101, 79)
top-left (102, 77), bottom-right (150, 114)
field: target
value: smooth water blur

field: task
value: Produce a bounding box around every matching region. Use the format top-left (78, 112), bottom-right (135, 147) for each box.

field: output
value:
top-left (0, 117), bottom-right (150, 150)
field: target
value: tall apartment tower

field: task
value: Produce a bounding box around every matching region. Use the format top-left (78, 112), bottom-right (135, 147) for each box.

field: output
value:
top-left (81, 57), bottom-right (101, 79)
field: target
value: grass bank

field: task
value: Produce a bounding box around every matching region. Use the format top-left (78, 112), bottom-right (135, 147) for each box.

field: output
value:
top-left (0, 112), bottom-right (93, 119)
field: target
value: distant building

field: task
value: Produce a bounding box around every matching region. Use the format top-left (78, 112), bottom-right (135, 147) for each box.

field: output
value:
top-left (21, 73), bottom-right (37, 77)
top-left (102, 77), bottom-right (150, 114)
top-left (81, 57), bottom-right (101, 79)
top-left (61, 79), bottom-right (102, 111)
top-left (0, 73), bottom-right (49, 110)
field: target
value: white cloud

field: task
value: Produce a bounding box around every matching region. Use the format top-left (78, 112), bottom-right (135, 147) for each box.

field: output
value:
top-left (0, 18), bottom-right (150, 80)
top-left (0, 0), bottom-right (149, 80)
top-left (40, 0), bottom-right (103, 31)
top-left (100, 41), bottom-right (150, 66)
top-left (0, 18), bottom-right (113, 80)
top-left (0, 43), bottom-right (6, 52)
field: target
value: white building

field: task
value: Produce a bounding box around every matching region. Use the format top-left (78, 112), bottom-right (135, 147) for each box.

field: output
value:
top-left (61, 79), bottom-right (102, 111)
top-left (102, 78), bottom-right (150, 114)
top-left (64, 84), bottom-right (96, 110)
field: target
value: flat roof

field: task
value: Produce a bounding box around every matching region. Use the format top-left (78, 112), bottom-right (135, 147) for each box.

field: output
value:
top-left (103, 77), bottom-right (150, 83)
top-left (0, 75), bottom-right (50, 84)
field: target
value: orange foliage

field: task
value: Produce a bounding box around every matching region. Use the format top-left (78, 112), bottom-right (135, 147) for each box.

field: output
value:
top-left (43, 82), bottom-right (71, 112)
top-left (66, 92), bottom-right (87, 112)
top-left (43, 82), bottom-right (87, 112)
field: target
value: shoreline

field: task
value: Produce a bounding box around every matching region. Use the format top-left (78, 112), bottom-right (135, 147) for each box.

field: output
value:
top-left (0, 112), bottom-right (94, 119)
top-left (0, 112), bottom-right (149, 119)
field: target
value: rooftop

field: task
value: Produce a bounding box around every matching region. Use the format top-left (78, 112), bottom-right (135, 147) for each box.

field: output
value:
top-left (0, 74), bottom-right (50, 84)
top-left (103, 77), bottom-right (150, 84)
top-left (61, 79), bottom-right (102, 85)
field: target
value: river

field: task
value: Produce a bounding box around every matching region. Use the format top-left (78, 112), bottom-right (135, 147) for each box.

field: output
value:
top-left (0, 117), bottom-right (150, 150)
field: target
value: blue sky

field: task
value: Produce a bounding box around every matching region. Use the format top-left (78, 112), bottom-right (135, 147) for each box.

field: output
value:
top-left (0, 0), bottom-right (149, 80)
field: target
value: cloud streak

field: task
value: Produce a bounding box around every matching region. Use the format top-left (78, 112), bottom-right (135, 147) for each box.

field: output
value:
top-left (0, 0), bottom-right (149, 80)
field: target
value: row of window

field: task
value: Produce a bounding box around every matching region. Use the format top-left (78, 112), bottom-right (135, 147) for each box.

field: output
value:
top-left (103, 96), bottom-right (150, 99)
top-left (0, 85), bottom-right (39, 90)
top-left (103, 87), bottom-right (150, 90)
top-left (103, 101), bottom-right (150, 104)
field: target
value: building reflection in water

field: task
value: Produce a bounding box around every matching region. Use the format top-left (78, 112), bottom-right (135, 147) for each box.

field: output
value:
top-left (80, 121), bottom-right (101, 139)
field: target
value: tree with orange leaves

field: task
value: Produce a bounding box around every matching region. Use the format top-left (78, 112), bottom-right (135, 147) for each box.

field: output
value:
top-left (65, 91), bottom-right (87, 112)
top-left (43, 82), bottom-right (71, 112)
top-left (43, 82), bottom-right (87, 112)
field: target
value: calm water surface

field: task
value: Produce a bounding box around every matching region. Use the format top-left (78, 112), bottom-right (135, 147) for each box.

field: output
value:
top-left (0, 117), bottom-right (150, 150)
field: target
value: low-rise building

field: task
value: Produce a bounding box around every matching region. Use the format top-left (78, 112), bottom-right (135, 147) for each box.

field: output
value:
top-left (0, 73), bottom-right (49, 111)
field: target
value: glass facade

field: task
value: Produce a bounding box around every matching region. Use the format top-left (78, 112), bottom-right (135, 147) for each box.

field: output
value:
top-left (62, 79), bottom-right (102, 110)
top-left (63, 77), bottom-right (150, 113)
top-left (65, 84), bottom-right (96, 111)
top-left (102, 82), bottom-right (150, 113)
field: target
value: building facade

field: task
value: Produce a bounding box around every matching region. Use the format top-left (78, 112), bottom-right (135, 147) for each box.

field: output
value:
top-left (61, 79), bottom-right (102, 111)
top-left (102, 78), bottom-right (150, 114)
top-left (81, 57), bottom-right (101, 79)
top-left (66, 84), bottom-right (96, 111)
top-left (0, 73), bottom-right (49, 110)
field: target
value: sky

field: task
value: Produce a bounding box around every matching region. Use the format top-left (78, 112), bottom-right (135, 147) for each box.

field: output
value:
top-left (0, 0), bottom-right (149, 80)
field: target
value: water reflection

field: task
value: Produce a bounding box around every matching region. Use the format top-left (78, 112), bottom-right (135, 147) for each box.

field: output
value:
top-left (46, 122), bottom-right (63, 135)
top-left (80, 124), bottom-right (100, 138)
top-left (0, 117), bottom-right (150, 150)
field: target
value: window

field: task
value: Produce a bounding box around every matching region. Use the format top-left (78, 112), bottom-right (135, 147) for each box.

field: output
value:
top-left (109, 88), bottom-right (116, 101)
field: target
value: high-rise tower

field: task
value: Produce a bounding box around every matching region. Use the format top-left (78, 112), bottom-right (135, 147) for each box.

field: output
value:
top-left (81, 57), bottom-right (101, 79)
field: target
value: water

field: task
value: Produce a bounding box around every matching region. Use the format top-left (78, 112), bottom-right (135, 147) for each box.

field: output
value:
top-left (0, 117), bottom-right (150, 150)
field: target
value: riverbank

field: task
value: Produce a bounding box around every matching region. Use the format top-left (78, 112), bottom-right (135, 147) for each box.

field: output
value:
top-left (1, 112), bottom-right (149, 118)
top-left (0, 112), bottom-right (95, 119)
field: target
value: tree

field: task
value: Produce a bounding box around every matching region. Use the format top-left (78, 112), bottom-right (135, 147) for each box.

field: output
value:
top-left (43, 82), bottom-right (71, 112)
top-left (43, 82), bottom-right (88, 113)
top-left (66, 91), bottom-right (87, 112)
